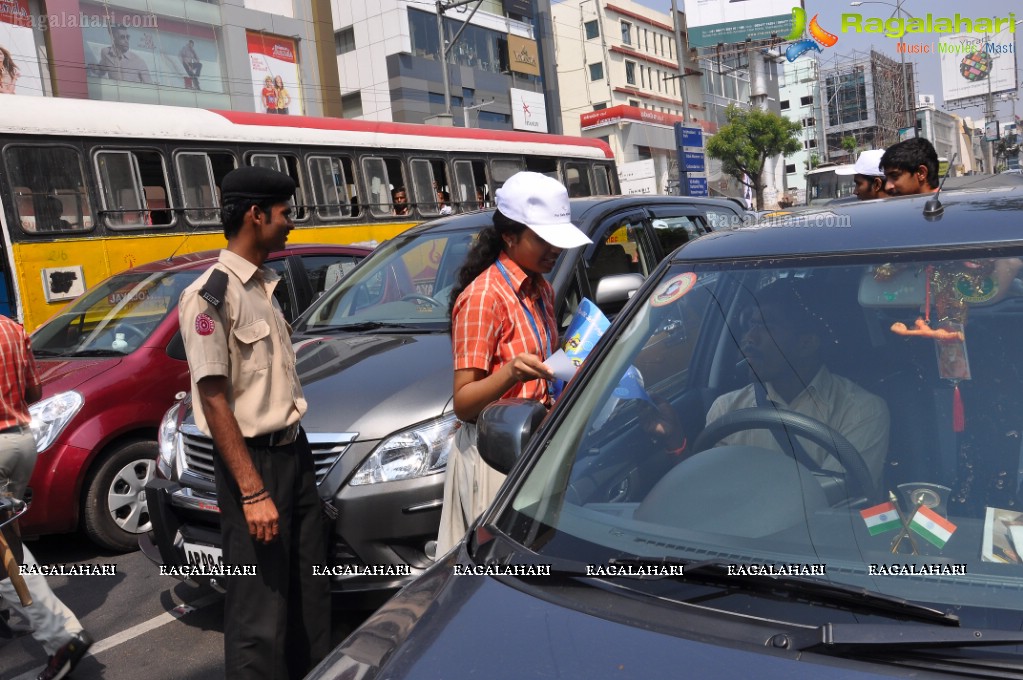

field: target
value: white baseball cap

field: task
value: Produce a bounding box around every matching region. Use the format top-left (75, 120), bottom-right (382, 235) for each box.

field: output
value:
top-left (495, 172), bottom-right (592, 249)
top-left (835, 149), bottom-right (885, 177)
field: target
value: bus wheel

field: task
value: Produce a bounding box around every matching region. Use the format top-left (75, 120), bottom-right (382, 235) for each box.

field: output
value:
top-left (82, 440), bottom-right (157, 552)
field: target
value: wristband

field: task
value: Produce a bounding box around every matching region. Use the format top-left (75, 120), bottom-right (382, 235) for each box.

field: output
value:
top-left (240, 487), bottom-right (266, 502)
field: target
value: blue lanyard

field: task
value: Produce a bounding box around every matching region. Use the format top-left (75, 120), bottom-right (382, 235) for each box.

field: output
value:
top-left (495, 260), bottom-right (553, 396)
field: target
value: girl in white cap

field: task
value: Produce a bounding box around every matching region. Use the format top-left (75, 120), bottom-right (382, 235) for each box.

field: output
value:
top-left (436, 172), bottom-right (591, 555)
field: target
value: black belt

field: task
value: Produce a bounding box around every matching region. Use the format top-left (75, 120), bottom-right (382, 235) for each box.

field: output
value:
top-left (0, 424), bottom-right (28, 435)
top-left (244, 423), bottom-right (300, 448)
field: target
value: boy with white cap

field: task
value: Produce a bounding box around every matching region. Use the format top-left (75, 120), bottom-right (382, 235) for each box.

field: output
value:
top-left (836, 149), bottom-right (888, 201)
top-left (436, 171), bottom-right (591, 554)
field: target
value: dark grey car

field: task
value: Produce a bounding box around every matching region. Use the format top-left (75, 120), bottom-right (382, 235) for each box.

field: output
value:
top-left (142, 196), bottom-right (744, 597)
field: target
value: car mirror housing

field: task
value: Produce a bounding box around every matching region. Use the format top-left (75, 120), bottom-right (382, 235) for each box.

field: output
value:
top-left (594, 273), bottom-right (645, 308)
top-left (477, 399), bottom-right (548, 475)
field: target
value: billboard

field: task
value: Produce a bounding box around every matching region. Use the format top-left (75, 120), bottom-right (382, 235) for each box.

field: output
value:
top-left (507, 35), bottom-right (540, 77)
top-left (510, 87), bottom-right (547, 133)
top-left (683, 0), bottom-right (793, 49)
top-left (247, 31), bottom-right (302, 116)
top-left (939, 27), bottom-right (1017, 104)
top-left (0, 0), bottom-right (44, 95)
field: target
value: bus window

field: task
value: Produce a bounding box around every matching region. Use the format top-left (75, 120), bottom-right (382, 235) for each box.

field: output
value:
top-left (95, 150), bottom-right (173, 229)
top-left (410, 158), bottom-right (442, 217)
top-left (491, 158), bottom-right (524, 190)
top-left (250, 153), bottom-right (308, 221)
top-left (453, 159), bottom-right (486, 210)
top-left (362, 157), bottom-right (407, 218)
top-left (524, 156), bottom-right (558, 177)
top-left (308, 156), bottom-right (356, 220)
top-left (5, 146), bottom-right (93, 233)
top-left (565, 163), bottom-right (593, 197)
top-left (593, 165), bottom-right (612, 195)
top-left (175, 152), bottom-right (221, 226)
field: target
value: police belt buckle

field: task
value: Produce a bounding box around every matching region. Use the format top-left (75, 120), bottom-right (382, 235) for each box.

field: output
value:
top-left (270, 422), bottom-right (300, 447)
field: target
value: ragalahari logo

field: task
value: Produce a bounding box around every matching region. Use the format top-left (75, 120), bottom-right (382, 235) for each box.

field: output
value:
top-left (786, 7), bottom-right (838, 61)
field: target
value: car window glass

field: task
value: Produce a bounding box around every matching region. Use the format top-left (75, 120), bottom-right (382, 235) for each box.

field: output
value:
top-left (264, 260), bottom-right (293, 322)
top-left (586, 216), bottom-right (648, 317)
top-left (32, 270), bottom-right (200, 355)
top-left (302, 254), bottom-right (361, 298)
top-left (650, 215), bottom-right (701, 255)
top-left (497, 253), bottom-right (1023, 632)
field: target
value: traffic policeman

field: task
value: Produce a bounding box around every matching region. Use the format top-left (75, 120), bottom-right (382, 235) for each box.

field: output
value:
top-left (178, 166), bottom-right (330, 679)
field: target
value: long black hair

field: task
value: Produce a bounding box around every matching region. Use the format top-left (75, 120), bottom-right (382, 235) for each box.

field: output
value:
top-left (448, 209), bottom-right (527, 319)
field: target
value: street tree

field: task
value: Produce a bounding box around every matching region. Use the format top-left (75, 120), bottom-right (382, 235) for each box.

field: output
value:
top-left (841, 136), bottom-right (858, 157)
top-left (706, 104), bottom-right (801, 210)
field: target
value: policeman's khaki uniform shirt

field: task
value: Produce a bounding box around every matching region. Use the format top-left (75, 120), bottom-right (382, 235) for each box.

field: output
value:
top-left (705, 366), bottom-right (890, 485)
top-left (178, 249), bottom-right (306, 437)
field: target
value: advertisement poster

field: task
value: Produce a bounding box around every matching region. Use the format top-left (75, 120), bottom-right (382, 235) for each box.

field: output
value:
top-left (80, 6), bottom-right (221, 96)
top-left (247, 31), bottom-right (302, 116)
top-left (683, 0), bottom-right (793, 49)
top-left (0, 0), bottom-right (44, 96)
top-left (940, 27), bottom-right (1017, 104)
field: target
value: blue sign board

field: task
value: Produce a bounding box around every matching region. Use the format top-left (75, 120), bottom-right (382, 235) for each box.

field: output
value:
top-left (687, 177), bottom-right (708, 197)
top-left (673, 123), bottom-right (703, 149)
top-left (683, 151), bottom-right (705, 172)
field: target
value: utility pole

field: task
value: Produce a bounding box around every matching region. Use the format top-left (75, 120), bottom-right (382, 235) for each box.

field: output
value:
top-left (463, 98), bottom-right (494, 128)
top-left (431, 0), bottom-right (484, 127)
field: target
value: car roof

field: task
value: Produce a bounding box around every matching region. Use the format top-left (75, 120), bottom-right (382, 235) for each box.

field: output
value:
top-left (680, 186), bottom-right (1023, 261)
top-left (122, 243), bottom-right (373, 274)
top-left (399, 195), bottom-right (745, 239)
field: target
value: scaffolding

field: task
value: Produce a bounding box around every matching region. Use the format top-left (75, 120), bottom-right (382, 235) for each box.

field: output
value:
top-left (818, 49), bottom-right (915, 161)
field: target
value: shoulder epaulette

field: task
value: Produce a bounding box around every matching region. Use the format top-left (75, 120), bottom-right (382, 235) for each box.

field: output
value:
top-left (200, 269), bottom-right (228, 310)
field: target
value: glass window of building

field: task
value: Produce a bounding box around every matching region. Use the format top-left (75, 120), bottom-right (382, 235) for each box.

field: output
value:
top-left (621, 20), bottom-right (632, 45)
top-left (342, 92), bottom-right (363, 118)
top-left (335, 26), bottom-right (355, 55)
top-left (585, 20), bottom-right (599, 40)
top-left (589, 62), bottom-right (604, 81)
top-left (625, 60), bottom-right (636, 86)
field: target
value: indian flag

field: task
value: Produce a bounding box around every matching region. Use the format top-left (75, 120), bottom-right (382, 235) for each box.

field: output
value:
top-left (860, 502), bottom-right (901, 536)
top-left (909, 506), bottom-right (957, 548)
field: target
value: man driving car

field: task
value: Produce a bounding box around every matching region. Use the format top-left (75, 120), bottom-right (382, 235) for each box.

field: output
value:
top-left (706, 278), bottom-right (890, 485)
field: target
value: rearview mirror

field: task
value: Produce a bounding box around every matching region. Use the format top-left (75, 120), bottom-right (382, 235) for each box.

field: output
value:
top-left (477, 399), bottom-right (548, 475)
top-left (594, 273), bottom-right (645, 308)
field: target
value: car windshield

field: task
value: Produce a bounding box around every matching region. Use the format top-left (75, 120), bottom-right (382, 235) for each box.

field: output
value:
top-left (297, 228), bottom-right (479, 331)
top-left (497, 249), bottom-right (1023, 631)
top-left (32, 269), bottom-right (200, 356)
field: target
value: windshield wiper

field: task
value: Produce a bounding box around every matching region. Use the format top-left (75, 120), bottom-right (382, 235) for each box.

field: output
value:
top-left (607, 557), bottom-right (960, 627)
top-left (309, 321), bottom-right (418, 333)
top-left (791, 623), bottom-right (1023, 651)
top-left (71, 349), bottom-right (126, 357)
top-left (32, 349), bottom-right (67, 357)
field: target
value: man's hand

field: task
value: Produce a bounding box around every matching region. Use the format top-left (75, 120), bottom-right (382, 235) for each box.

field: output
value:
top-left (243, 496), bottom-right (279, 543)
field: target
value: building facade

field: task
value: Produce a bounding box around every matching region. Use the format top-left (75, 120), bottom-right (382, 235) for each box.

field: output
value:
top-left (778, 56), bottom-right (823, 204)
top-left (331, 0), bottom-right (556, 132)
top-left (4, 0), bottom-right (331, 115)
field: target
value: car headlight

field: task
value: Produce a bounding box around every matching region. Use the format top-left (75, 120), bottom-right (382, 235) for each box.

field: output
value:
top-left (350, 414), bottom-right (458, 486)
top-left (29, 391), bottom-right (84, 453)
top-left (157, 399), bottom-right (186, 479)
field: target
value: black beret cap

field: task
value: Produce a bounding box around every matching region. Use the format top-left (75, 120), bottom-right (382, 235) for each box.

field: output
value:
top-left (220, 166), bottom-right (296, 206)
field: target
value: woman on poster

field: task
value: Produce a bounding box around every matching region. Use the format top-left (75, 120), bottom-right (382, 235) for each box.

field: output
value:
top-left (261, 76), bottom-right (277, 114)
top-left (0, 47), bottom-right (20, 94)
top-left (274, 75), bottom-right (290, 115)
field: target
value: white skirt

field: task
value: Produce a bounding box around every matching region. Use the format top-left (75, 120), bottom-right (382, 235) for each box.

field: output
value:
top-left (435, 422), bottom-right (507, 556)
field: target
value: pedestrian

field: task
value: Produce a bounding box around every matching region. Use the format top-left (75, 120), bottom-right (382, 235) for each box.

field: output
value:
top-left (435, 171), bottom-right (591, 555)
top-left (178, 166), bottom-right (330, 679)
top-left (880, 137), bottom-right (940, 196)
top-left (836, 149), bottom-right (888, 200)
top-left (0, 313), bottom-right (93, 680)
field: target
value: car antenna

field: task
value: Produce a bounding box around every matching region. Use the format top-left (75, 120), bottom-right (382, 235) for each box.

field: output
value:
top-left (166, 207), bottom-right (203, 262)
top-left (923, 152), bottom-right (957, 220)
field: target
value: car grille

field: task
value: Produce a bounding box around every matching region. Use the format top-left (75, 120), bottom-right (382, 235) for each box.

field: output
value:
top-left (179, 424), bottom-right (355, 486)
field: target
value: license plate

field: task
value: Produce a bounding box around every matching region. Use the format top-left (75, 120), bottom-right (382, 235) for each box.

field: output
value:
top-left (182, 541), bottom-right (223, 571)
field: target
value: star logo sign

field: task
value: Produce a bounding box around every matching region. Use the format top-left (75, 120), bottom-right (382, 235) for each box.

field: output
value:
top-left (521, 100), bottom-right (531, 119)
top-left (785, 6), bottom-right (838, 62)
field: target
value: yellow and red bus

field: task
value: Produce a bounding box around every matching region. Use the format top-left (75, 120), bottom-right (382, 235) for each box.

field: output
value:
top-left (2, 97), bottom-right (617, 330)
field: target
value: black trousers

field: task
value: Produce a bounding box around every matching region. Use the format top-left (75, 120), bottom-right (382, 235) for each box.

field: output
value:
top-left (213, 429), bottom-right (331, 679)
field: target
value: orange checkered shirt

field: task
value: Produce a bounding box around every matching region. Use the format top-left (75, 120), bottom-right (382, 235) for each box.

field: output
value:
top-left (451, 252), bottom-right (556, 405)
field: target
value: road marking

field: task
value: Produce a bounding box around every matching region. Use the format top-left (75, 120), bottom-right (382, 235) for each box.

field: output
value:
top-left (11, 593), bottom-right (222, 680)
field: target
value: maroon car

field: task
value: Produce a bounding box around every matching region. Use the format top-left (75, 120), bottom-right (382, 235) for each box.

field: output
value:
top-left (26, 244), bottom-right (369, 551)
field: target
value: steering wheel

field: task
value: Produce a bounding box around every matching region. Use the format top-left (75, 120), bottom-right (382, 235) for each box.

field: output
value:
top-left (113, 324), bottom-right (147, 347)
top-left (691, 407), bottom-right (878, 502)
top-left (400, 294), bottom-right (442, 308)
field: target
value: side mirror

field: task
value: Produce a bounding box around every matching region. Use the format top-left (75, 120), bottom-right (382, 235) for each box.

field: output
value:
top-left (594, 273), bottom-right (645, 308)
top-left (476, 399), bottom-right (548, 475)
